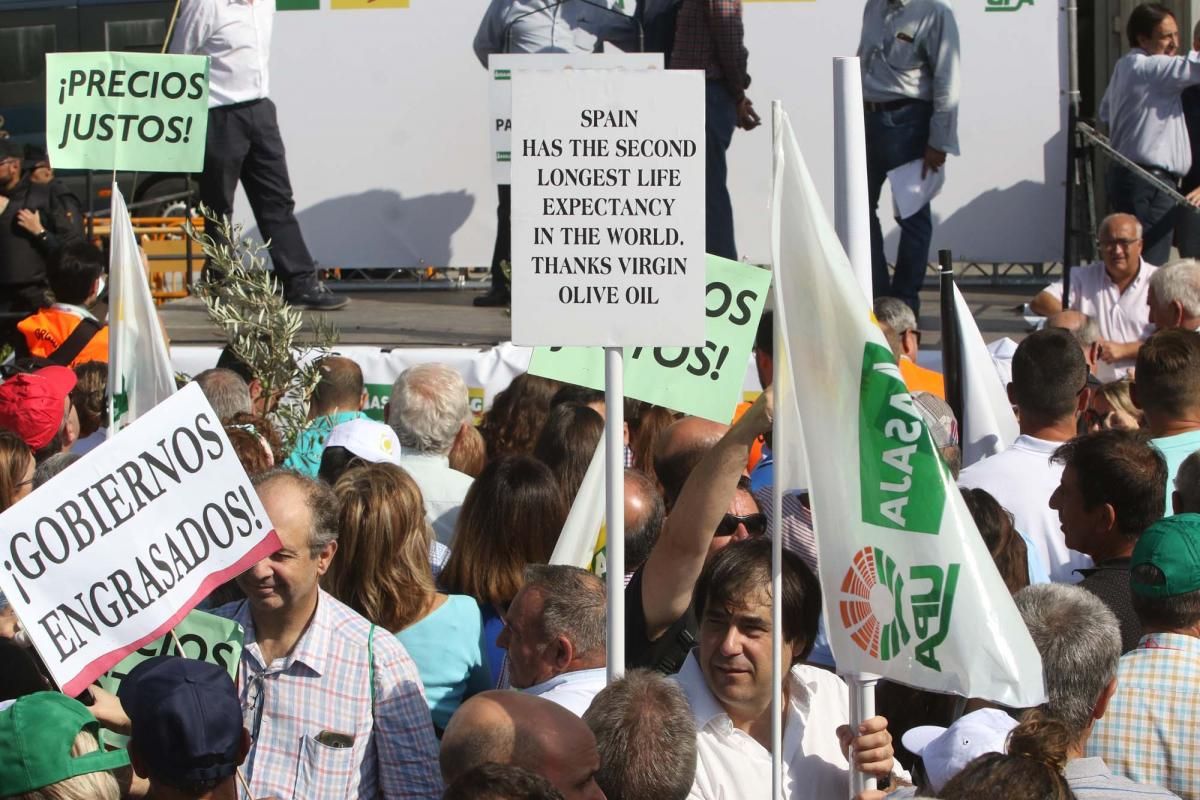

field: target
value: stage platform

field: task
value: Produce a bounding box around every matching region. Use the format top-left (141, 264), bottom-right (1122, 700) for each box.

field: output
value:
top-left (158, 284), bottom-right (1038, 349)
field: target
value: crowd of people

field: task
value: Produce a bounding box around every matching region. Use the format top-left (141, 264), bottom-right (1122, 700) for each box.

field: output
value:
top-left (0, 265), bottom-right (1199, 799)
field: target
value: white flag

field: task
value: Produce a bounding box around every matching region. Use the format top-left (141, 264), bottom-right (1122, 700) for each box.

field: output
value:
top-left (770, 108), bottom-right (1044, 706)
top-left (550, 431), bottom-right (607, 576)
top-left (953, 284), bottom-right (1018, 468)
top-left (108, 183), bottom-right (175, 432)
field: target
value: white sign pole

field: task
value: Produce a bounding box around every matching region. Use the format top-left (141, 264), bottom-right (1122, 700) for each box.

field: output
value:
top-left (769, 100), bottom-right (785, 800)
top-left (604, 346), bottom-right (625, 682)
top-left (833, 57), bottom-right (873, 307)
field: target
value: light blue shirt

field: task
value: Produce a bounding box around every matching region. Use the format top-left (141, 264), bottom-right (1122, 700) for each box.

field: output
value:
top-left (473, 0), bottom-right (639, 67)
top-left (396, 595), bottom-right (492, 730)
top-left (1100, 49), bottom-right (1200, 176)
top-left (858, 0), bottom-right (961, 155)
top-left (1153, 429), bottom-right (1200, 513)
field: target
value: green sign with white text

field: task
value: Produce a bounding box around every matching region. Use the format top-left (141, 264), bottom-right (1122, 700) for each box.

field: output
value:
top-left (45, 52), bottom-right (209, 172)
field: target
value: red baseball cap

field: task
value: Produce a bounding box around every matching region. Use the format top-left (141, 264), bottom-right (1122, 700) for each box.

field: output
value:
top-left (0, 366), bottom-right (78, 450)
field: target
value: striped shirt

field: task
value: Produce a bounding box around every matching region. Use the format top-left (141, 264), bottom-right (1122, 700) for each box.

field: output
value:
top-left (1088, 633), bottom-right (1200, 799)
top-left (216, 592), bottom-right (443, 799)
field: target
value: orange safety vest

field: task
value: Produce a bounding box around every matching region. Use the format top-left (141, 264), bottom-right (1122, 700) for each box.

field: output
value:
top-left (899, 356), bottom-right (946, 400)
top-left (17, 307), bottom-right (109, 367)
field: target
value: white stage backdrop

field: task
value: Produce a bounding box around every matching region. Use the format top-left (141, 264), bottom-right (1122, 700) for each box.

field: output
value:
top-left (245, 0), bottom-right (1063, 268)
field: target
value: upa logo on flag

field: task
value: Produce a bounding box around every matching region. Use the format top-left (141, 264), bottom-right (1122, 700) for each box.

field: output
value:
top-left (840, 546), bottom-right (961, 671)
top-left (859, 342), bottom-right (947, 533)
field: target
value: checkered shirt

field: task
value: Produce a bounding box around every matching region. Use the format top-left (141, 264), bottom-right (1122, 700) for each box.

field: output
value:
top-left (669, 0), bottom-right (750, 99)
top-left (1087, 633), bottom-right (1200, 799)
top-left (216, 592), bottom-right (443, 799)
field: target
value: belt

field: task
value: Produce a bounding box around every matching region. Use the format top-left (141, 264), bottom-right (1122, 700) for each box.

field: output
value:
top-left (863, 98), bottom-right (925, 113)
top-left (1134, 163), bottom-right (1181, 182)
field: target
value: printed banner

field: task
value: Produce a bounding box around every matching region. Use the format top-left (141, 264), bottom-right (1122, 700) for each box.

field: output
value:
top-left (528, 256), bottom-right (771, 422)
top-left (510, 69), bottom-right (705, 346)
top-left (770, 106), bottom-right (1044, 706)
top-left (0, 384), bottom-right (279, 696)
top-left (45, 52), bottom-right (209, 172)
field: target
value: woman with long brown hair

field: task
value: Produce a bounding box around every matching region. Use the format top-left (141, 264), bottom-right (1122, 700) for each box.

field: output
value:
top-left (327, 462), bottom-right (490, 730)
top-left (439, 454), bottom-right (567, 687)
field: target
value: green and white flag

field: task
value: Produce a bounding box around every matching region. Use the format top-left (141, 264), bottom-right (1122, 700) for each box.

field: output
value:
top-left (769, 108), bottom-right (1044, 706)
top-left (108, 183), bottom-right (175, 432)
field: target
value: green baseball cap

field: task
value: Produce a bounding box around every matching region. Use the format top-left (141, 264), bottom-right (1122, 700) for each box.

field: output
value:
top-left (0, 692), bottom-right (130, 794)
top-left (1131, 514), bottom-right (1200, 598)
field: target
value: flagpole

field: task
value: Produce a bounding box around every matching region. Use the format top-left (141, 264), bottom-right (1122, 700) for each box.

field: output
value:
top-left (771, 311), bottom-right (785, 800)
top-left (833, 57), bottom-right (872, 306)
top-left (848, 672), bottom-right (881, 797)
top-left (604, 346), bottom-right (625, 683)
top-left (938, 250), bottom-right (964, 427)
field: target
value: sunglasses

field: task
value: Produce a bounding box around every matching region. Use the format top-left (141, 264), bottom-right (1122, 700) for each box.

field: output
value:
top-left (714, 512), bottom-right (768, 538)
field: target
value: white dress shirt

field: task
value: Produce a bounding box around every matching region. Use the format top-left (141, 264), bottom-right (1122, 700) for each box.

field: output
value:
top-left (675, 652), bottom-right (862, 800)
top-left (524, 667), bottom-right (607, 717)
top-left (1040, 260), bottom-right (1158, 378)
top-left (396, 448), bottom-right (474, 546)
top-left (1100, 48), bottom-right (1200, 176)
top-left (170, 0), bottom-right (273, 108)
top-left (958, 434), bottom-right (1092, 583)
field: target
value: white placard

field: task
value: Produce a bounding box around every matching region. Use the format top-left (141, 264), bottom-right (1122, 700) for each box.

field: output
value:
top-left (510, 69), bottom-right (706, 346)
top-left (0, 383), bottom-right (279, 696)
top-left (489, 53), bottom-right (663, 184)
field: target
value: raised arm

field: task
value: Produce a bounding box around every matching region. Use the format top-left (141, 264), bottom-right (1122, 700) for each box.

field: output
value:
top-left (639, 390), bottom-right (773, 638)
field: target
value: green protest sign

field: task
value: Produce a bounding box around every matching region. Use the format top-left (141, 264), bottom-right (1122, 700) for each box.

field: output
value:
top-left (95, 609), bottom-right (242, 693)
top-left (528, 256), bottom-right (771, 422)
top-left (45, 52), bottom-right (209, 172)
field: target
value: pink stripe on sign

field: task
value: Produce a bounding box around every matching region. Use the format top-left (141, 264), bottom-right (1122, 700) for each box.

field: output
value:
top-left (60, 530), bottom-right (280, 697)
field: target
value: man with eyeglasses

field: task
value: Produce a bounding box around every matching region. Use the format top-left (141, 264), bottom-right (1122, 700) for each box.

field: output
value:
top-left (625, 395), bottom-right (771, 675)
top-left (1031, 213), bottom-right (1158, 378)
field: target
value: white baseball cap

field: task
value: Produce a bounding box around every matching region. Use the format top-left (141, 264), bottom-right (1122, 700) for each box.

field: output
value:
top-left (324, 419), bottom-right (402, 465)
top-left (901, 708), bottom-right (1017, 792)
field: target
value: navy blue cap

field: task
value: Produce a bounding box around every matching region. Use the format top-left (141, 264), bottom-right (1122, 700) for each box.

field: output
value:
top-left (117, 656), bottom-right (243, 786)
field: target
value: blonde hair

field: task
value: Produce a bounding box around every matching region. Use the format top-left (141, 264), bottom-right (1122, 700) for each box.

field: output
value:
top-left (1097, 378), bottom-right (1142, 425)
top-left (326, 462), bottom-right (437, 631)
top-left (13, 731), bottom-right (121, 800)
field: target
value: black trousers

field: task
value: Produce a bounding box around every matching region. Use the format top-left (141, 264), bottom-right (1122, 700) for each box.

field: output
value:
top-left (490, 184), bottom-right (511, 292)
top-left (200, 98), bottom-right (316, 288)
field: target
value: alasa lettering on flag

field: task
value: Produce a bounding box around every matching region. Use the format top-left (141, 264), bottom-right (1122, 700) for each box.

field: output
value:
top-left (768, 106), bottom-right (1044, 706)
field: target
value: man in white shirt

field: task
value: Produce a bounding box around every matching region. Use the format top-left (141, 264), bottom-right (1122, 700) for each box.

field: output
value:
top-left (960, 328), bottom-right (1093, 582)
top-left (1099, 4), bottom-right (1200, 265)
top-left (386, 363), bottom-right (475, 545)
top-left (500, 565), bottom-right (607, 717)
top-left (170, 0), bottom-right (345, 310)
top-left (1031, 214), bottom-right (1157, 377)
top-left (677, 538), bottom-right (897, 799)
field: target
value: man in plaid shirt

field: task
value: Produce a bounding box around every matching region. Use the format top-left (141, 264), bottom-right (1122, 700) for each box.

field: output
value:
top-left (669, 0), bottom-right (761, 261)
top-left (1089, 514), bottom-right (1200, 799)
top-left (216, 470), bottom-right (443, 799)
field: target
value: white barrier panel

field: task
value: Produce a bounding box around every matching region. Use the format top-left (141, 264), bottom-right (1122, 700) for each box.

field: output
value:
top-left (242, 0), bottom-right (1062, 268)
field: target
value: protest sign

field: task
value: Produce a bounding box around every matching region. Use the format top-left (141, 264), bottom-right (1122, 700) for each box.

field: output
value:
top-left (96, 609), bottom-right (243, 692)
top-left (0, 383), bottom-right (279, 697)
top-left (510, 69), bottom-right (705, 346)
top-left (488, 53), bottom-right (662, 184)
top-left (527, 256), bottom-right (771, 422)
top-left (45, 52), bottom-right (209, 172)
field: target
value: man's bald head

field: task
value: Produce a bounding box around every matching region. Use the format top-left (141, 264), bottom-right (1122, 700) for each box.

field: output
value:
top-left (653, 416), bottom-right (728, 510)
top-left (441, 691), bottom-right (605, 800)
